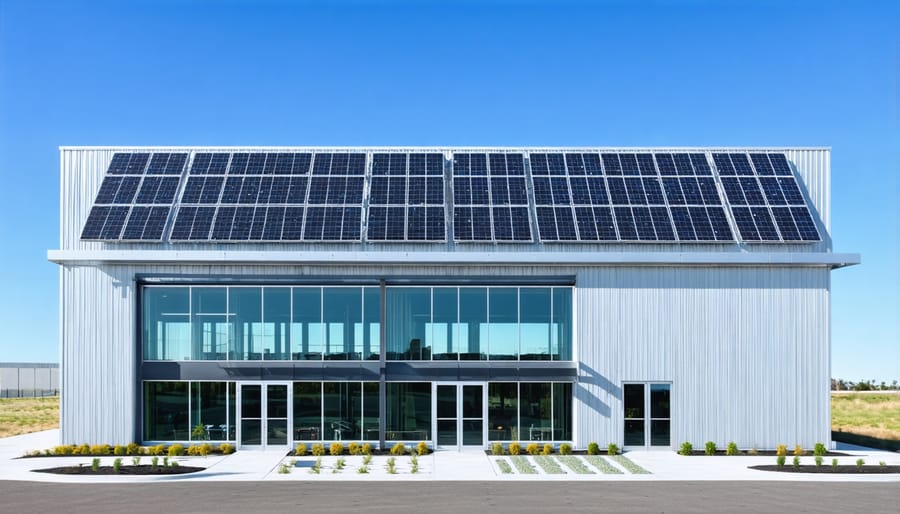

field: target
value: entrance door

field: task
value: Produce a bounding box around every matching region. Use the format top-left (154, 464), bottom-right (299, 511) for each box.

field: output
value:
top-left (623, 382), bottom-right (671, 448)
top-left (238, 382), bottom-right (291, 449)
top-left (434, 383), bottom-right (486, 450)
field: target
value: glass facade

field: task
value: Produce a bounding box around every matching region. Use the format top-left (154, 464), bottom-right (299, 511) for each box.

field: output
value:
top-left (488, 382), bottom-right (572, 441)
top-left (385, 382), bottom-right (432, 441)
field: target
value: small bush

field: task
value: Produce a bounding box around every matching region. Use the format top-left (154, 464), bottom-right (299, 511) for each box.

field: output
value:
top-left (608, 443), bottom-right (619, 456)
top-left (330, 442), bottom-right (344, 456)
top-left (776, 455), bottom-right (786, 467)
top-left (726, 442), bottom-right (739, 456)
top-left (559, 443), bottom-right (572, 455)
top-left (150, 444), bottom-right (166, 456)
top-left (113, 445), bottom-right (127, 456)
top-left (74, 443), bottom-right (91, 455)
top-left (541, 443), bottom-right (553, 455)
top-left (113, 458), bottom-right (122, 473)
top-left (168, 444), bottom-right (185, 457)
top-left (361, 443), bottom-right (373, 455)
top-left (855, 458), bottom-right (865, 468)
top-left (417, 441), bottom-right (429, 455)
top-left (748, 447), bottom-right (759, 456)
top-left (91, 458), bottom-right (101, 471)
top-left (294, 443), bottom-right (307, 456)
top-left (310, 457), bottom-right (322, 474)
top-left (347, 442), bottom-right (360, 455)
top-left (491, 442), bottom-right (504, 455)
top-left (151, 456), bottom-right (159, 468)
top-left (390, 442), bottom-right (406, 456)
top-left (191, 424), bottom-right (207, 441)
top-left (362, 454), bottom-right (373, 465)
top-left (53, 445), bottom-right (75, 456)
top-left (879, 461), bottom-right (886, 467)
top-left (775, 444), bottom-right (787, 457)
top-left (187, 445), bottom-right (201, 456)
top-left (198, 443), bottom-right (212, 456)
top-left (277, 463), bottom-right (291, 474)
top-left (586, 442), bottom-right (600, 455)
top-left (793, 445), bottom-right (805, 457)
top-left (311, 443), bottom-right (325, 456)
top-left (831, 458), bottom-right (838, 470)
top-left (679, 442), bottom-right (693, 456)
top-left (357, 466), bottom-right (369, 474)
top-left (509, 442), bottom-right (521, 455)
top-left (814, 455), bottom-right (823, 467)
top-left (219, 443), bottom-right (234, 455)
top-left (131, 456), bottom-right (141, 466)
top-left (410, 454), bottom-right (419, 474)
top-left (526, 443), bottom-right (540, 455)
top-left (335, 457), bottom-right (346, 470)
top-left (813, 443), bottom-right (826, 457)
top-left (705, 441), bottom-right (716, 455)
top-left (386, 457), bottom-right (397, 474)
top-left (90, 445), bottom-right (110, 456)
top-left (126, 442), bottom-right (142, 456)
top-left (792, 456), bottom-right (800, 468)
top-left (170, 460), bottom-right (179, 468)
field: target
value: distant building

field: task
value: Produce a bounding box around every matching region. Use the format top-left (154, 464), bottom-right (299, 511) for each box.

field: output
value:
top-left (49, 147), bottom-right (859, 449)
top-left (0, 363), bottom-right (59, 398)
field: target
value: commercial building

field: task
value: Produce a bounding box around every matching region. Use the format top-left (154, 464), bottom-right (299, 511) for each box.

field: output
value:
top-left (49, 147), bottom-right (858, 450)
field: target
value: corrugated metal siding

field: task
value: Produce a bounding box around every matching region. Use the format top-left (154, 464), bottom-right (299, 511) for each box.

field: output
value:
top-left (574, 267), bottom-right (830, 449)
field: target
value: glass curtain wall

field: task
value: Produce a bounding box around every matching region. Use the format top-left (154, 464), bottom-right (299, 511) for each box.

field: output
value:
top-left (386, 383), bottom-right (432, 440)
top-left (487, 382), bottom-right (572, 442)
top-left (143, 288), bottom-right (190, 360)
top-left (144, 381), bottom-right (233, 442)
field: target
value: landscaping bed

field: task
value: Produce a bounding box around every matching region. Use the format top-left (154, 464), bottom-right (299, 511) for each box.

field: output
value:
top-left (681, 450), bottom-right (846, 457)
top-left (750, 464), bottom-right (900, 474)
top-left (34, 464), bottom-right (204, 475)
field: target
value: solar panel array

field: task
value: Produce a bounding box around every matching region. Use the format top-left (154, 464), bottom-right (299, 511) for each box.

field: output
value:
top-left (367, 153), bottom-right (446, 241)
top-left (81, 150), bottom-right (821, 245)
top-left (452, 153), bottom-right (532, 241)
top-left (170, 152), bottom-right (365, 241)
top-left (529, 152), bottom-right (733, 242)
top-left (81, 153), bottom-right (187, 240)
top-left (713, 153), bottom-right (819, 241)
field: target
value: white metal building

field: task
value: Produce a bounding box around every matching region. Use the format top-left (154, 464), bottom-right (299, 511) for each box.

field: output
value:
top-left (49, 147), bottom-right (858, 450)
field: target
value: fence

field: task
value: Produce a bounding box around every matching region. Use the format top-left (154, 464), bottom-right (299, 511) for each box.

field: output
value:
top-left (0, 363), bottom-right (59, 398)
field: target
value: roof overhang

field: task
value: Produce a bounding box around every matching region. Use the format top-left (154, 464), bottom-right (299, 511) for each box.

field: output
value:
top-left (47, 249), bottom-right (861, 269)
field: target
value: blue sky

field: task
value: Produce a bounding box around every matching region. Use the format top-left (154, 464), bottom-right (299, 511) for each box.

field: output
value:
top-left (0, 0), bottom-right (896, 382)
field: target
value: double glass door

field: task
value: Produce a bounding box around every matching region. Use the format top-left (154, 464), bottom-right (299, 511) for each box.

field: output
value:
top-left (623, 382), bottom-right (671, 448)
top-left (434, 383), bottom-right (486, 449)
top-left (238, 383), bottom-right (291, 449)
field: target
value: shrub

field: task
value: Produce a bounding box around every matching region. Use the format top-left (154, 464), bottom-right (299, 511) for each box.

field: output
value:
top-left (776, 455), bottom-right (786, 467)
top-left (335, 457), bottom-right (346, 470)
top-left (151, 456), bottom-right (159, 468)
top-left (126, 442), bottom-right (142, 456)
top-left (793, 445), bottom-right (805, 457)
top-left (347, 442), bottom-right (360, 455)
top-left (131, 456), bottom-right (141, 466)
top-left (813, 443), bottom-right (826, 457)
top-left (113, 458), bottom-right (122, 473)
top-left (163, 456), bottom-right (169, 467)
top-left (879, 461), bottom-right (886, 467)
top-left (855, 458), bottom-right (865, 468)
top-left (90, 445), bottom-right (110, 456)
top-left (775, 444), bottom-right (787, 457)
top-left (792, 456), bottom-right (800, 468)
top-left (53, 445), bottom-right (75, 456)
top-left (91, 458), bottom-right (101, 471)
top-left (679, 442), bottom-right (693, 456)
top-left (150, 444), bottom-right (166, 456)
top-left (311, 443), bottom-right (325, 456)
top-left (198, 443), bottom-right (213, 456)
top-left (113, 445), bottom-right (127, 456)
top-left (191, 424), bottom-right (207, 440)
top-left (390, 442), bottom-right (406, 455)
top-left (187, 445), bottom-right (201, 456)
top-left (417, 441), bottom-right (429, 456)
top-left (748, 447), bottom-right (759, 456)
top-left (831, 458), bottom-right (838, 470)
top-left (219, 443), bottom-right (234, 455)
top-left (526, 443), bottom-right (540, 455)
top-left (608, 443), bottom-right (619, 456)
top-left (277, 463), bottom-right (291, 474)
top-left (541, 444), bottom-right (553, 455)
top-left (508, 442), bottom-right (521, 455)
top-left (704, 441), bottom-right (716, 455)
top-left (168, 444), bottom-right (185, 457)
top-left (410, 454), bottom-right (419, 474)
top-left (726, 442), bottom-right (739, 456)
top-left (74, 443), bottom-right (91, 455)
top-left (330, 442), bottom-right (344, 456)
top-left (361, 443), bottom-right (373, 455)
top-left (559, 443), bottom-right (572, 455)
top-left (587, 442), bottom-right (600, 455)
top-left (294, 443), bottom-right (307, 456)
top-left (362, 454), bottom-right (373, 465)
top-left (357, 466), bottom-right (369, 474)
top-left (491, 442), bottom-right (504, 455)
top-left (386, 457), bottom-right (397, 474)
top-left (814, 455), bottom-right (823, 467)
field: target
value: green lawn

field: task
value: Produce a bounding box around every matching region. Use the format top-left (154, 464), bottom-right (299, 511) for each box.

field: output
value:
top-left (0, 397), bottom-right (59, 438)
top-left (831, 392), bottom-right (900, 441)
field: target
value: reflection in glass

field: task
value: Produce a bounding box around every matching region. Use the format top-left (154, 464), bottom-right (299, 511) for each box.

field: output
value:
top-left (463, 419), bottom-right (483, 445)
top-left (386, 288), bottom-right (431, 360)
top-left (324, 382), bottom-right (361, 440)
top-left (144, 382), bottom-right (189, 440)
top-left (190, 382), bottom-right (227, 441)
top-left (386, 383), bottom-right (431, 440)
top-left (488, 383), bottom-right (518, 441)
top-left (651, 420), bottom-right (671, 446)
top-left (462, 385), bottom-right (483, 419)
top-left (362, 288), bottom-right (381, 360)
top-left (551, 288), bottom-right (572, 360)
top-left (437, 385), bottom-right (456, 419)
top-left (519, 288), bottom-right (550, 360)
top-left (459, 288), bottom-right (487, 360)
top-left (552, 383), bottom-right (572, 441)
top-left (431, 288), bottom-right (458, 360)
top-left (650, 384), bottom-right (670, 418)
top-left (520, 383), bottom-right (551, 441)
top-left (240, 384), bottom-right (261, 445)
top-left (231, 288), bottom-right (262, 360)
top-left (437, 419), bottom-right (457, 446)
top-left (323, 288), bottom-right (362, 360)
top-left (488, 288), bottom-right (518, 360)
top-left (263, 288), bottom-right (291, 360)
top-left (292, 288), bottom-right (323, 360)
top-left (293, 382), bottom-right (322, 441)
top-left (624, 419), bottom-right (644, 446)
top-left (143, 287), bottom-right (190, 360)
top-left (192, 288), bottom-right (228, 360)
top-left (363, 382), bottom-right (380, 440)
top-left (623, 384), bottom-right (645, 419)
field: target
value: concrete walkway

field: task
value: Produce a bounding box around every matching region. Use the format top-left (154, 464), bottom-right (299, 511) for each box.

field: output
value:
top-left (1, 430), bottom-right (898, 483)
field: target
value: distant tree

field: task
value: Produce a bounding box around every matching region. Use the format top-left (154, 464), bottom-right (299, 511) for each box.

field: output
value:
top-left (853, 381), bottom-right (872, 391)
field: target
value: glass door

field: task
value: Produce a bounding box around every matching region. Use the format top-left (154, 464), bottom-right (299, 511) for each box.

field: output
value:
top-left (434, 383), bottom-right (485, 449)
top-left (238, 382), bottom-right (291, 449)
top-left (623, 382), bottom-right (671, 449)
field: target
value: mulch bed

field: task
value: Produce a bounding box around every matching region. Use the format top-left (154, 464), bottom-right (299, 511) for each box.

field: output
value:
top-left (750, 465), bottom-right (900, 474)
top-left (34, 465), bottom-right (204, 475)
top-left (682, 450), bottom-right (847, 457)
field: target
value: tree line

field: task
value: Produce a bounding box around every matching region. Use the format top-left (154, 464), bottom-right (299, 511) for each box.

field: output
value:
top-left (831, 378), bottom-right (899, 391)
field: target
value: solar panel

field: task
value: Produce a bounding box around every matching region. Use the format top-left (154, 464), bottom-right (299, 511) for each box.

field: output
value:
top-left (452, 153), bottom-right (531, 242)
top-left (367, 153), bottom-right (447, 242)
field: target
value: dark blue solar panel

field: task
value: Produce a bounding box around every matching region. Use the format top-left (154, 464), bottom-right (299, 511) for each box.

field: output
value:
top-left (632, 207), bottom-right (656, 240)
top-left (121, 206), bottom-right (151, 240)
top-left (750, 207), bottom-right (779, 240)
top-left (229, 207), bottom-right (254, 239)
top-left (739, 178), bottom-right (766, 205)
top-left (81, 206), bottom-right (111, 239)
top-left (281, 207), bottom-right (304, 240)
top-left (509, 207), bottom-right (531, 240)
top-left (546, 154), bottom-right (565, 175)
top-left (287, 177), bottom-right (308, 203)
top-left (427, 207), bottom-right (447, 240)
top-left (535, 207), bottom-right (557, 240)
top-left (146, 153), bottom-right (187, 175)
top-left (696, 177), bottom-right (720, 205)
top-left (790, 207), bottom-right (820, 241)
top-left (574, 207), bottom-right (597, 240)
top-left (637, 154), bottom-right (657, 175)
top-left (720, 177), bottom-right (745, 205)
top-left (730, 153), bottom-right (754, 176)
top-left (262, 207), bottom-right (286, 239)
top-left (707, 207), bottom-right (733, 241)
top-left (529, 153), bottom-right (548, 175)
top-left (662, 178), bottom-right (684, 205)
top-left (267, 177), bottom-right (290, 203)
top-left (655, 154), bottom-right (677, 175)
top-left (731, 207), bottom-right (760, 241)
top-left (712, 153), bottom-right (734, 175)
top-left (778, 177), bottom-right (804, 205)
top-left (688, 206), bottom-right (714, 240)
top-left (584, 154), bottom-right (603, 175)
top-left (469, 154), bottom-right (487, 176)
top-left (587, 177), bottom-right (609, 204)
top-left (570, 177), bottom-right (591, 205)
top-left (492, 207), bottom-right (513, 240)
top-left (673, 154), bottom-right (694, 175)
top-left (565, 153), bottom-right (586, 175)
top-left (624, 178), bottom-right (647, 204)
top-left (505, 154), bottom-right (524, 176)
top-left (94, 177), bottom-right (124, 204)
top-left (620, 154), bottom-right (640, 175)
top-left (211, 206), bottom-right (236, 240)
top-left (532, 177), bottom-right (552, 204)
top-left (750, 153), bottom-right (775, 175)
top-left (650, 206), bottom-right (676, 241)
top-left (670, 207), bottom-right (696, 241)
top-left (601, 154), bottom-right (621, 175)
top-left (470, 178), bottom-right (489, 204)
top-left (228, 153), bottom-right (248, 174)
top-left (471, 206), bottom-right (491, 240)
top-left (307, 177), bottom-right (328, 203)
top-left (643, 178), bottom-right (665, 205)
top-left (771, 207), bottom-right (800, 241)
top-left (507, 177), bottom-right (527, 205)
top-left (135, 177), bottom-right (161, 204)
top-left (407, 206), bottom-right (426, 240)
top-left (489, 154), bottom-right (507, 175)
top-left (690, 153), bottom-right (712, 175)
top-left (768, 153), bottom-right (793, 175)
top-left (302, 206), bottom-right (325, 239)
top-left (759, 177), bottom-right (787, 205)
top-left (613, 207), bottom-right (638, 240)
top-left (453, 207), bottom-right (473, 240)
top-left (97, 206), bottom-right (129, 239)
top-left (106, 153), bottom-right (149, 175)
top-left (679, 177), bottom-right (702, 205)
top-left (606, 178), bottom-right (629, 205)
top-left (550, 177), bottom-right (571, 204)
top-left (490, 178), bottom-right (510, 205)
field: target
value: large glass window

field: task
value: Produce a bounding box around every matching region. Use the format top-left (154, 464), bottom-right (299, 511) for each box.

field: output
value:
top-left (143, 288), bottom-right (190, 360)
top-left (552, 288), bottom-right (573, 361)
top-left (431, 288), bottom-right (458, 360)
top-left (363, 382), bottom-right (380, 439)
top-left (488, 383), bottom-right (518, 441)
top-left (292, 288), bottom-right (323, 360)
top-left (263, 288), bottom-right (291, 360)
top-left (386, 288), bottom-right (431, 360)
top-left (190, 382), bottom-right (228, 441)
top-left (324, 382), bottom-right (362, 440)
top-left (458, 288), bottom-right (487, 360)
top-left (191, 288), bottom-right (228, 360)
top-left (230, 288), bottom-right (262, 360)
top-left (323, 288), bottom-right (362, 360)
top-left (386, 382), bottom-right (432, 440)
top-left (520, 383), bottom-right (552, 441)
top-left (519, 288), bottom-right (551, 360)
top-left (362, 288), bottom-right (380, 360)
top-left (144, 382), bottom-right (189, 440)
top-left (293, 382), bottom-right (322, 440)
top-left (552, 383), bottom-right (572, 441)
top-left (488, 288), bottom-right (518, 360)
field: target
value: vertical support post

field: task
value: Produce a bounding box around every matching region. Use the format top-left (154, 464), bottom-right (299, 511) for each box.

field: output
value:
top-left (378, 278), bottom-right (387, 450)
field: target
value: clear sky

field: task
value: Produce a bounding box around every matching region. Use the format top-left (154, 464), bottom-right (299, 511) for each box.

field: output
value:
top-left (0, 0), bottom-right (897, 382)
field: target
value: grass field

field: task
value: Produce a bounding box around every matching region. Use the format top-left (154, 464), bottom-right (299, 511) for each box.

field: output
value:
top-left (0, 397), bottom-right (59, 438)
top-left (831, 392), bottom-right (900, 441)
